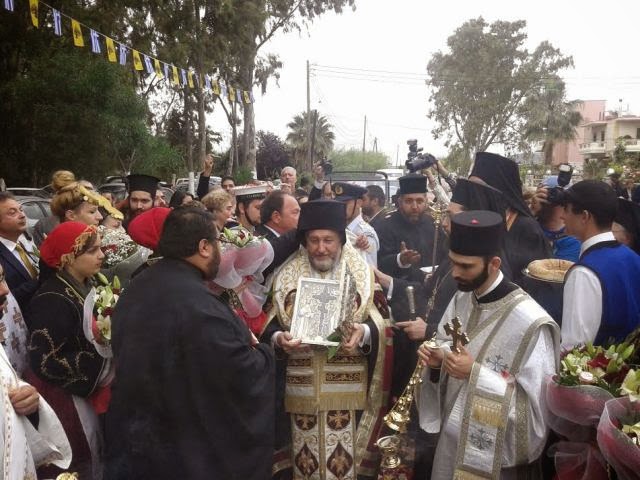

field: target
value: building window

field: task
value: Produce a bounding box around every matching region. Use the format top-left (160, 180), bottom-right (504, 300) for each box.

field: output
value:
top-left (593, 133), bottom-right (597, 142)
top-left (601, 131), bottom-right (605, 142)
top-left (637, 128), bottom-right (640, 139)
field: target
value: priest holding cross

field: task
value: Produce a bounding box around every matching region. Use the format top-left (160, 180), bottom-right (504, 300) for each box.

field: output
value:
top-left (416, 211), bottom-right (560, 480)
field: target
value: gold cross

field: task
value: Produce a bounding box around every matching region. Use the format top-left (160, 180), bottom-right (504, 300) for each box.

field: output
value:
top-left (443, 316), bottom-right (469, 354)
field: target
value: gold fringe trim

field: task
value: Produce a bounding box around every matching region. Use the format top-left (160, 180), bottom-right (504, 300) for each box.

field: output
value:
top-left (471, 397), bottom-right (504, 429)
top-left (285, 395), bottom-right (367, 416)
top-left (454, 469), bottom-right (491, 480)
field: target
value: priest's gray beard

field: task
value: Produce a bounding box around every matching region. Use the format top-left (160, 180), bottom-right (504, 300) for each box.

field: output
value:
top-left (308, 246), bottom-right (342, 273)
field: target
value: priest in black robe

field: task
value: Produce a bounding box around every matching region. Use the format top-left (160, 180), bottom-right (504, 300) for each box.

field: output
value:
top-left (105, 206), bottom-right (275, 480)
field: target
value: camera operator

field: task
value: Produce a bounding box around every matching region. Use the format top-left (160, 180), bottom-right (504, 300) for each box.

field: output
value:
top-left (530, 165), bottom-right (581, 262)
top-left (308, 159), bottom-right (334, 201)
top-left (405, 140), bottom-right (454, 205)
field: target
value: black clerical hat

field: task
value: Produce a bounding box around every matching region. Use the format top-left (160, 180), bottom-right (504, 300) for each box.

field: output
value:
top-left (563, 180), bottom-right (617, 223)
top-left (127, 174), bottom-right (160, 198)
top-left (450, 210), bottom-right (504, 257)
top-left (297, 200), bottom-right (347, 245)
top-left (451, 178), bottom-right (507, 218)
top-left (616, 198), bottom-right (640, 254)
top-left (470, 152), bottom-right (531, 217)
top-left (398, 174), bottom-right (427, 195)
top-left (332, 182), bottom-right (367, 202)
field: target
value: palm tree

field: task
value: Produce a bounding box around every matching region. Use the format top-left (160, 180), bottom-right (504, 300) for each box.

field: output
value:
top-left (523, 78), bottom-right (583, 165)
top-left (286, 110), bottom-right (335, 171)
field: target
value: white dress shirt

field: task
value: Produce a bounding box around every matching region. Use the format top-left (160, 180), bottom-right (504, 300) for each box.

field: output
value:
top-left (561, 231), bottom-right (615, 349)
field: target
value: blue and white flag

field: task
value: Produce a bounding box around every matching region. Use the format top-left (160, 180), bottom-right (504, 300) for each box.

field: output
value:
top-left (119, 44), bottom-right (128, 65)
top-left (4, 0), bottom-right (14, 12)
top-left (163, 63), bottom-right (170, 80)
top-left (181, 69), bottom-right (188, 87)
top-left (52, 9), bottom-right (62, 36)
top-left (249, 91), bottom-right (255, 103)
top-left (204, 74), bottom-right (211, 90)
top-left (90, 29), bottom-right (101, 54)
top-left (143, 54), bottom-right (154, 75)
top-left (236, 90), bottom-right (242, 103)
top-left (220, 82), bottom-right (227, 99)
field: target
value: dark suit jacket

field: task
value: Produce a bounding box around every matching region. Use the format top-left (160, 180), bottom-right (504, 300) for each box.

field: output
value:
top-left (0, 241), bottom-right (39, 311)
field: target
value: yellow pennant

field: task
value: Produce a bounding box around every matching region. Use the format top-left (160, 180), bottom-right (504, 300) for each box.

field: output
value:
top-left (228, 86), bottom-right (236, 102)
top-left (132, 50), bottom-right (144, 71)
top-left (154, 59), bottom-right (164, 78)
top-left (243, 91), bottom-right (251, 104)
top-left (172, 66), bottom-right (180, 86)
top-left (72, 19), bottom-right (84, 47)
top-left (29, 0), bottom-right (38, 28)
top-left (187, 71), bottom-right (195, 88)
top-left (212, 80), bottom-right (220, 95)
top-left (105, 37), bottom-right (117, 62)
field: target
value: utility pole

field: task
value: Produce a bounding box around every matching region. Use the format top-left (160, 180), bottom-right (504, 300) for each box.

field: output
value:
top-left (361, 115), bottom-right (367, 169)
top-left (306, 60), bottom-right (312, 172)
top-left (310, 110), bottom-right (318, 168)
top-left (396, 145), bottom-right (400, 167)
top-left (373, 137), bottom-right (378, 153)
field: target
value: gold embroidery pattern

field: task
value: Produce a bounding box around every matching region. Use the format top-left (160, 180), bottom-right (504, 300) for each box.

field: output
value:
top-left (287, 375), bottom-right (313, 386)
top-left (288, 358), bottom-right (312, 367)
top-left (325, 372), bottom-right (362, 383)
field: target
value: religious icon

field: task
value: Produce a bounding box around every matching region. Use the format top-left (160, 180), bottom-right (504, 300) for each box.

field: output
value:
top-left (290, 277), bottom-right (342, 346)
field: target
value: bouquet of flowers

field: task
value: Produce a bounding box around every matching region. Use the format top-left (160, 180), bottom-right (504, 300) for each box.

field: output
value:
top-left (99, 225), bottom-right (150, 288)
top-left (212, 227), bottom-right (274, 332)
top-left (83, 273), bottom-right (121, 358)
top-left (595, 370), bottom-right (640, 479)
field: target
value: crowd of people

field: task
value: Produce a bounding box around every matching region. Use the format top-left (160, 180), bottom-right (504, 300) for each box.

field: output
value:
top-left (0, 152), bottom-right (639, 479)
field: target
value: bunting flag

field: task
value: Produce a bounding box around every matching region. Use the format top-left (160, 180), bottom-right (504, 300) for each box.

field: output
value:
top-left (119, 44), bottom-right (128, 65)
top-left (143, 54), bottom-right (154, 75)
top-left (71, 19), bottom-right (83, 47)
top-left (154, 59), bottom-right (163, 78)
top-left (132, 50), bottom-right (143, 71)
top-left (2, 1), bottom-right (255, 103)
top-left (52, 8), bottom-right (61, 36)
top-left (172, 66), bottom-right (180, 86)
top-left (29, 0), bottom-right (38, 28)
top-left (90, 29), bottom-right (101, 54)
top-left (106, 37), bottom-right (117, 62)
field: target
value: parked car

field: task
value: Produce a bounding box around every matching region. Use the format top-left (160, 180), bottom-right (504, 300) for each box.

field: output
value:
top-left (8, 186), bottom-right (53, 198)
top-left (98, 182), bottom-right (128, 204)
top-left (16, 195), bottom-right (52, 236)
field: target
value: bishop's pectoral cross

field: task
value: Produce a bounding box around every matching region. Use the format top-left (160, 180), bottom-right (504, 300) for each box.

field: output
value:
top-left (444, 316), bottom-right (469, 354)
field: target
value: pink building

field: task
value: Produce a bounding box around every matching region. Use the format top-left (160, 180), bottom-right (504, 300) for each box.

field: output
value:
top-left (550, 100), bottom-right (606, 168)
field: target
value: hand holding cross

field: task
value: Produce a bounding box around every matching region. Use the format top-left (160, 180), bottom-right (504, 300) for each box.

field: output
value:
top-left (443, 316), bottom-right (469, 354)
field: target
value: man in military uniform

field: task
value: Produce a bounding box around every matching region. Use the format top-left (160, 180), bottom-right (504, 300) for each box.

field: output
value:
top-left (232, 184), bottom-right (268, 232)
top-left (332, 182), bottom-right (380, 267)
top-left (375, 173), bottom-right (446, 283)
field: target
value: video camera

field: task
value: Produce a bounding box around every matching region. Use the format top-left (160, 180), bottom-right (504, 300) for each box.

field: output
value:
top-left (547, 164), bottom-right (573, 205)
top-left (405, 139), bottom-right (437, 172)
top-left (319, 157), bottom-right (333, 176)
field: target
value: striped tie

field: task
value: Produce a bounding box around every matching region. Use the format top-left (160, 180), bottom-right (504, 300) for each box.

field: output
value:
top-left (15, 242), bottom-right (38, 279)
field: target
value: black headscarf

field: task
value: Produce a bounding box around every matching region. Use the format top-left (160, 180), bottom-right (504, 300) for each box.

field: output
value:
top-left (616, 198), bottom-right (640, 254)
top-left (451, 178), bottom-right (508, 219)
top-left (469, 152), bottom-right (531, 217)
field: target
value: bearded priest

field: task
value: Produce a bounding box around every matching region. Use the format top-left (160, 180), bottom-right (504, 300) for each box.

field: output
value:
top-left (264, 200), bottom-right (392, 480)
top-left (417, 211), bottom-right (560, 480)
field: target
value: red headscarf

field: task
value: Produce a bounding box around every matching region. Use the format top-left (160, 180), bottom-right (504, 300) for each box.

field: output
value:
top-left (127, 207), bottom-right (171, 251)
top-left (40, 222), bottom-right (98, 269)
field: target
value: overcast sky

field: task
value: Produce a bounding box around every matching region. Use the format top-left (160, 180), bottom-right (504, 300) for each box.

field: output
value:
top-left (213, 0), bottom-right (640, 167)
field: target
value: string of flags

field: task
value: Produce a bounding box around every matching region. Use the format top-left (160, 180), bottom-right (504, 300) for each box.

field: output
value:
top-left (4, 0), bottom-right (256, 104)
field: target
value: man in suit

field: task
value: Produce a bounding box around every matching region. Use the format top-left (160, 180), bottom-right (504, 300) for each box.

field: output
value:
top-left (255, 190), bottom-right (300, 240)
top-left (0, 193), bottom-right (39, 311)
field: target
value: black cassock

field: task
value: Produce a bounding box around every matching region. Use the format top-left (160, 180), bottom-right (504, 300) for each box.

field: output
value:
top-left (105, 258), bottom-right (275, 480)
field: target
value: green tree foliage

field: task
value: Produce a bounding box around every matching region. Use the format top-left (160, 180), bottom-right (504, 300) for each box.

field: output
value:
top-left (255, 130), bottom-right (291, 180)
top-left (427, 17), bottom-right (573, 160)
top-left (522, 77), bottom-right (582, 165)
top-left (286, 110), bottom-right (335, 169)
top-left (329, 148), bottom-right (389, 171)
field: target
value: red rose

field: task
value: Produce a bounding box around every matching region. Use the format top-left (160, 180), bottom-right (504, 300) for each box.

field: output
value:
top-left (587, 352), bottom-right (609, 370)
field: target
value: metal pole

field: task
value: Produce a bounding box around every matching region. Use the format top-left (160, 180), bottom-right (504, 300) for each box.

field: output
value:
top-left (306, 60), bottom-right (312, 172)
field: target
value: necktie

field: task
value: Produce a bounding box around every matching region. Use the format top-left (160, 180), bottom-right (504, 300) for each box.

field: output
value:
top-left (15, 242), bottom-right (38, 279)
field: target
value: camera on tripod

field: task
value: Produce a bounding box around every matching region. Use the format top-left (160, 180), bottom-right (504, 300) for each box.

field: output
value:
top-left (405, 139), bottom-right (437, 172)
top-left (318, 157), bottom-right (333, 176)
top-left (547, 164), bottom-right (573, 205)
